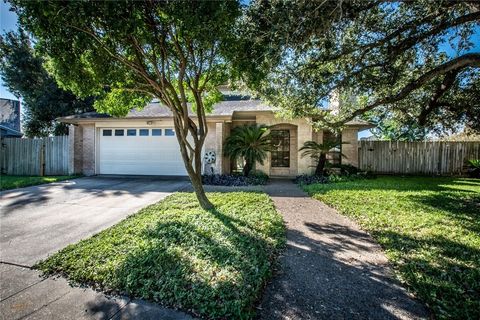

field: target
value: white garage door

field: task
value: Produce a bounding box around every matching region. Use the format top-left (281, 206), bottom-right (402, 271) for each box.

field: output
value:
top-left (99, 128), bottom-right (187, 175)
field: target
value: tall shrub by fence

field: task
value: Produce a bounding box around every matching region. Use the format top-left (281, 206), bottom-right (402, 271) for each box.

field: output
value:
top-left (0, 136), bottom-right (70, 176)
top-left (359, 140), bottom-right (480, 175)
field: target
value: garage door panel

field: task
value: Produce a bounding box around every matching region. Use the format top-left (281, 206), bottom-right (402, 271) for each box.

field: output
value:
top-left (99, 128), bottom-right (188, 176)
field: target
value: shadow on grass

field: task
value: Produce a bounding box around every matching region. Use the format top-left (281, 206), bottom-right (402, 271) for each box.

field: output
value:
top-left (371, 230), bottom-right (480, 319)
top-left (98, 205), bottom-right (284, 319)
top-left (411, 191), bottom-right (480, 234)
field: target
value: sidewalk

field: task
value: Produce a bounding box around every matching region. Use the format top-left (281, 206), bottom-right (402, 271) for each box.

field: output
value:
top-left (0, 262), bottom-right (193, 320)
top-left (258, 180), bottom-right (429, 319)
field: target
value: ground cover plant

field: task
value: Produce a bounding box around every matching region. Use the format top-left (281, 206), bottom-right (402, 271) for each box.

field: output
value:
top-left (203, 171), bottom-right (269, 186)
top-left (36, 192), bottom-right (285, 319)
top-left (303, 177), bottom-right (480, 319)
top-left (0, 175), bottom-right (76, 191)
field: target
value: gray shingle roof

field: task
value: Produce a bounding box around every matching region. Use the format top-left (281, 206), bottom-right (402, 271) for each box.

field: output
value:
top-left (60, 98), bottom-right (273, 120)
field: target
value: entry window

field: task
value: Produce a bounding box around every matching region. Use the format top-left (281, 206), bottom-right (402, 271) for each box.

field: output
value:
top-left (114, 129), bottom-right (124, 136)
top-left (127, 129), bottom-right (137, 136)
top-left (139, 129), bottom-right (149, 136)
top-left (152, 129), bottom-right (162, 136)
top-left (102, 129), bottom-right (112, 136)
top-left (271, 130), bottom-right (290, 167)
top-left (165, 129), bottom-right (175, 136)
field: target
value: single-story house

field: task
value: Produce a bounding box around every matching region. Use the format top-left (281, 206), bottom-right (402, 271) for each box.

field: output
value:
top-left (59, 93), bottom-right (372, 177)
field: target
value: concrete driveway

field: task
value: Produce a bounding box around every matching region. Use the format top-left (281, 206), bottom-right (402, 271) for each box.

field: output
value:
top-left (0, 176), bottom-right (193, 320)
top-left (0, 176), bottom-right (189, 266)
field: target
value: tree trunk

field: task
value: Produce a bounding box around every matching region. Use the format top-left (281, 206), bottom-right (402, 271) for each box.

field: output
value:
top-left (189, 170), bottom-right (213, 210)
top-left (316, 153), bottom-right (327, 176)
top-left (243, 160), bottom-right (252, 176)
top-left (174, 122), bottom-right (214, 210)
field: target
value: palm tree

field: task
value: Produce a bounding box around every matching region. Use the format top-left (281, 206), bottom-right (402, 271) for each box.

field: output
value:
top-left (224, 125), bottom-right (272, 176)
top-left (299, 140), bottom-right (346, 176)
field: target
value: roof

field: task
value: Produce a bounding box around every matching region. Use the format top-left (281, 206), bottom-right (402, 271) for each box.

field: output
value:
top-left (0, 124), bottom-right (23, 137)
top-left (58, 96), bottom-right (372, 129)
top-left (59, 98), bottom-right (273, 121)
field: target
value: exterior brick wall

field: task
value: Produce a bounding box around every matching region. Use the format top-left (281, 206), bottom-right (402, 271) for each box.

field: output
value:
top-left (81, 124), bottom-right (95, 176)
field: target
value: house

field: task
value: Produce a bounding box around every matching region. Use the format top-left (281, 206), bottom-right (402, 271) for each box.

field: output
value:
top-left (59, 93), bottom-right (372, 177)
top-left (0, 98), bottom-right (23, 138)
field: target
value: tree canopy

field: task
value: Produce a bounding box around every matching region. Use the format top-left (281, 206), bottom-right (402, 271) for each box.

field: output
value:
top-left (238, 0), bottom-right (480, 138)
top-left (0, 29), bottom-right (94, 137)
top-left (10, 0), bottom-right (241, 209)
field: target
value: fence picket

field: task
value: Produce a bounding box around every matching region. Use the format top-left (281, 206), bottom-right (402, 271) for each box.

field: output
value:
top-left (1, 136), bottom-right (71, 176)
top-left (359, 140), bottom-right (480, 175)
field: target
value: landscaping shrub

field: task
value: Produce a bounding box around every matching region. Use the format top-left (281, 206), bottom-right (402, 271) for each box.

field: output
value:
top-left (202, 171), bottom-right (269, 186)
top-left (466, 159), bottom-right (480, 178)
top-left (36, 192), bottom-right (285, 319)
top-left (294, 170), bottom-right (375, 185)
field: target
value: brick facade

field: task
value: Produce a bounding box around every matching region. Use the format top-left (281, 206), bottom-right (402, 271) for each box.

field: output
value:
top-left (70, 113), bottom-right (361, 177)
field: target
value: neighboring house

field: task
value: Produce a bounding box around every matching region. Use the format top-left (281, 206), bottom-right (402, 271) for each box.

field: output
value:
top-left (0, 98), bottom-right (23, 138)
top-left (59, 93), bottom-right (372, 177)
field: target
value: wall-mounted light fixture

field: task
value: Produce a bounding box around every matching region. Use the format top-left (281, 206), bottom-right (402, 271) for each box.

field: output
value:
top-left (146, 121), bottom-right (153, 125)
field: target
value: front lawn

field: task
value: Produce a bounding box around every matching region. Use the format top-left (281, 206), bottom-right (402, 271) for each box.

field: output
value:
top-left (0, 175), bottom-right (77, 191)
top-left (36, 192), bottom-right (285, 319)
top-left (303, 177), bottom-right (480, 319)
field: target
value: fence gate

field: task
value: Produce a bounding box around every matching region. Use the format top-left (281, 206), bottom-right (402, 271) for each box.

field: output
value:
top-left (0, 136), bottom-right (70, 176)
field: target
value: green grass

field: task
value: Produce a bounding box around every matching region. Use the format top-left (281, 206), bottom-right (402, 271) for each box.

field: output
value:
top-left (0, 175), bottom-right (77, 191)
top-left (303, 177), bottom-right (480, 320)
top-left (36, 192), bottom-right (285, 319)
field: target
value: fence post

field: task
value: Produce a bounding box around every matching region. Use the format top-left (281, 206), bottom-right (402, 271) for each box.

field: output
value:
top-left (39, 139), bottom-right (45, 177)
top-left (0, 138), bottom-right (5, 175)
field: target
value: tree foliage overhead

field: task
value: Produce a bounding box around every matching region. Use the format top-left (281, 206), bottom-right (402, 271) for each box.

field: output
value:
top-left (0, 30), bottom-right (94, 137)
top-left (239, 0), bottom-right (480, 138)
top-left (10, 0), bottom-right (241, 209)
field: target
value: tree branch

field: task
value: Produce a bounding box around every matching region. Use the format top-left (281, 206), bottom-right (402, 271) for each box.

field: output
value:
top-left (332, 53), bottom-right (480, 127)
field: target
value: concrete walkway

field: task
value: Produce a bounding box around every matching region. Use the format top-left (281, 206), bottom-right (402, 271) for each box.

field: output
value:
top-left (258, 180), bottom-right (429, 319)
top-left (0, 177), bottom-right (193, 320)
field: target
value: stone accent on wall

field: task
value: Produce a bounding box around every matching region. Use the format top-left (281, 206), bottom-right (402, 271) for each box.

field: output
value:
top-left (255, 113), bottom-right (315, 177)
top-left (313, 129), bottom-right (324, 144)
top-left (341, 128), bottom-right (359, 167)
top-left (81, 124), bottom-right (95, 176)
top-left (215, 123), bottom-right (224, 175)
top-left (296, 122), bottom-right (314, 175)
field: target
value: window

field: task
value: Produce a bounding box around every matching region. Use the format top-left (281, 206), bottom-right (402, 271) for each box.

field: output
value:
top-left (139, 129), bottom-right (149, 136)
top-left (152, 129), bottom-right (162, 136)
top-left (114, 129), bottom-right (124, 136)
top-left (271, 130), bottom-right (290, 167)
top-left (127, 129), bottom-right (137, 136)
top-left (165, 128), bottom-right (175, 136)
top-left (102, 129), bottom-right (112, 136)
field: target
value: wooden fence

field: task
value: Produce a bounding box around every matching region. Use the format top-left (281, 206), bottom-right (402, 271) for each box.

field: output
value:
top-left (359, 140), bottom-right (480, 175)
top-left (0, 136), bottom-right (70, 176)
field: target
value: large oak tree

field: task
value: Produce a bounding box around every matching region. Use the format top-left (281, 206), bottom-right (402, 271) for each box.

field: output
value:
top-left (10, 0), bottom-right (241, 209)
top-left (238, 0), bottom-right (480, 138)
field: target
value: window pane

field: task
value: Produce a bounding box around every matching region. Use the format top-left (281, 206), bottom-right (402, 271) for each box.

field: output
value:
top-left (114, 129), bottom-right (124, 136)
top-left (127, 129), bottom-right (136, 136)
top-left (165, 128), bottom-right (175, 136)
top-left (271, 130), bottom-right (290, 167)
top-left (152, 129), bottom-right (162, 136)
top-left (102, 129), bottom-right (112, 136)
top-left (139, 129), bottom-right (149, 136)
